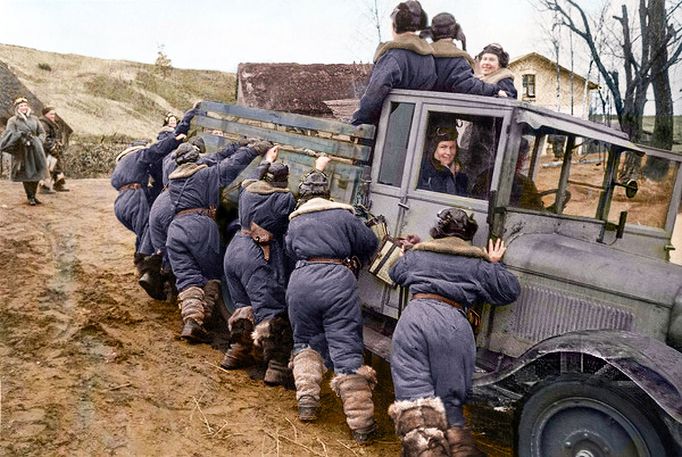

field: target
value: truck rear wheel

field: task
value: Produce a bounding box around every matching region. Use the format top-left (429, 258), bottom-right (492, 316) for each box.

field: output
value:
top-left (516, 377), bottom-right (671, 457)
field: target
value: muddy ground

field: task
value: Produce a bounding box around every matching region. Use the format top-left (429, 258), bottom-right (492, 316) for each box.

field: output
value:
top-left (0, 179), bottom-right (513, 457)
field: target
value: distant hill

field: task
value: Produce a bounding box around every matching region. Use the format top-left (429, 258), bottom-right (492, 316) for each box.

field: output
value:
top-left (0, 44), bottom-right (236, 139)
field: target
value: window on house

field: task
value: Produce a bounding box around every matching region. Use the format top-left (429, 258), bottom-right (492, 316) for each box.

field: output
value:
top-left (523, 74), bottom-right (536, 99)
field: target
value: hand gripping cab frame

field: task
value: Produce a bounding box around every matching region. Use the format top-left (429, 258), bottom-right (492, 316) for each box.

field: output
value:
top-left (193, 91), bottom-right (682, 456)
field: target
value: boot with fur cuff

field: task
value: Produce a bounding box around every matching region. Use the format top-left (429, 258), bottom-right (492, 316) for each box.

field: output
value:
top-left (388, 397), bottom-right (450, 457)
top-left (178, 286), bottom-right (211, 343)
top-left (221, 306), bottom-right (255, 369)
top-left (291, 348), bottom-right (326, 421)
top-left (445, 426), bottom-right (486, 457)
top-left (331, 365), bottom-right (378, 444)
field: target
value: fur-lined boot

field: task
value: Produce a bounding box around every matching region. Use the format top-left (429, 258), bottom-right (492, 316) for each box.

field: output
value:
top-left (331, 366), bottom-right (378, 444)
top-left (178, 286), bottom-right (211, 343)
top-left (138, 253), bottom-right (165, 300)
top-left (445, 426), bottom-right (486, 457)
top-left (221, 306), bottom-right (255, 369)
top-left (202, 279), bottom-right (222, 328)
top-left (388, 397), bottom-right (450, 457)
top-left (253, 315), bottom-right (294, 387)
top-left (291, 348), bottom-right (327, 421)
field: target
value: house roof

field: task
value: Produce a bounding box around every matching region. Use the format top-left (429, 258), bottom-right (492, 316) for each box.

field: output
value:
top-left (509, 52), bottom-right (599, 90)
top-left (0, 60), bottom-right (73, 135)
top-left (237, 63), bottom-right (372, 118)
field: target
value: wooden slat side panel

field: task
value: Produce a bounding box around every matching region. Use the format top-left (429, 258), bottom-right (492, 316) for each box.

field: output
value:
top-left (199, 100), bottom-right (376, 140)
top-left (195, 115), bottom-right (372, 162)
top-left (198, 134), bottom-right (367, 206)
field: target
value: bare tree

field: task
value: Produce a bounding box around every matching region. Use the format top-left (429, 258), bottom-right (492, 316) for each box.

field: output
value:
top-left (537, 0), bottom-right (682, 179)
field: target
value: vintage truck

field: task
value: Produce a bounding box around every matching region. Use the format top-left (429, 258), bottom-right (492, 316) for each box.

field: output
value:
top-left (194, 90), bottom-right (682, 457)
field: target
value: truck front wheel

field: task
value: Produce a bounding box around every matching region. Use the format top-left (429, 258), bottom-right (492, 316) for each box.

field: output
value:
top-left (516, 377), bottom-right (671, 457)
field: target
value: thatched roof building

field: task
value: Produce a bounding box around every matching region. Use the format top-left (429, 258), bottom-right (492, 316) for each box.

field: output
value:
top-left (236, 63), bottom-right (371, 119)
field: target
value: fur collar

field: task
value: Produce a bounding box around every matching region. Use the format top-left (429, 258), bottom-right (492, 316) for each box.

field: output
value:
top-left (168, 162), bottom-right (208, 180)
top-left (289, 197), bottom-right (355, 220)
top-left (431, 40), bottom-right (474, 67)
top-left (373, 33), bottom-right (433, 62)
top-left (412, 237), bottom-right (490, 261)
top-left (242, 179), bottom-right (291, 195)
top-left (477, 68), bottom-right (515, 84)
top-left (116, 145), bottom-right (145, 163)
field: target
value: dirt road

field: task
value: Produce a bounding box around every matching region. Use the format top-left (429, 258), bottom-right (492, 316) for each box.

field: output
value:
top-left (0, 179), bottom-right (512, 457)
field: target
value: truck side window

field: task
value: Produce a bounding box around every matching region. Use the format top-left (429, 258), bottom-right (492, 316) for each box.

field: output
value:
top-left (417, 111), bottom-right (502, 200)
top-left (378, 102), bottom-right (415, 187)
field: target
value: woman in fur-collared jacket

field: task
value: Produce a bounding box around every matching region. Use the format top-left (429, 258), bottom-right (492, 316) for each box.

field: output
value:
top-left (351, 1), bottom-right (436, 126)
top-left (388, 209), bottom-right (519, 456)
top-left (0, 97), bottom-right (47, 205)
top-left (285, 157), bottom-right (379, 443)
top-left (476, 43), bottom-right (517, 98)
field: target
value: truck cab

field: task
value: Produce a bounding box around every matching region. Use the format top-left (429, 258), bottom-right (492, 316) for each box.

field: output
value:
top-left (196, 90), bottom-right (682, 456)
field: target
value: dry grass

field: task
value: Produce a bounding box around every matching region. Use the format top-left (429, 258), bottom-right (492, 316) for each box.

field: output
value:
top-left (0, 43), bottom-right (236, 138)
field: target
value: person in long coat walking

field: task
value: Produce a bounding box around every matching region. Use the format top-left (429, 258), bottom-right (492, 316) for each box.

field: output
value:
top-left (0, 97), bottom-right (48, 205)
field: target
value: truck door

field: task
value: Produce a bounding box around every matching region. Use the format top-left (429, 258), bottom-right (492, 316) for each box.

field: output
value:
top-left (362, 98), bottom-right (512, 319)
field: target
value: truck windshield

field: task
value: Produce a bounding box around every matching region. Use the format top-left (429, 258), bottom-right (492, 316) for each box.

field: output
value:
top-left (510, 125), bottom-right (679, 230)
top-left (610, 151), bottom-right (679, 229)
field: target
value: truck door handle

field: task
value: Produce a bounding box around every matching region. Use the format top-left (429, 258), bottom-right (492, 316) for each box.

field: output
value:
top-left (398, 202), bottom-right (410, 210)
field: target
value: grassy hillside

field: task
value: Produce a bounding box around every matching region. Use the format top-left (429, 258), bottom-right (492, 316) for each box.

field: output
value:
top-left (0, 44), bottom-right (236, 139)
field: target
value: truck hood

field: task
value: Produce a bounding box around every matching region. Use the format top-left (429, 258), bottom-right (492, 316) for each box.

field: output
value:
top-left (505, 233), bottom-right (682, 308)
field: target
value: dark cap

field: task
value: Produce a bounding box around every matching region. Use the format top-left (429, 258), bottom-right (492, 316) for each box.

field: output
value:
top-left (174, 143), bottom-right (200, 165)
top-left (189, 136), bottom-right (206, 154)
top-left (298, 170), bottom-right (330, 201)
top-left (431, 13), bottom-right (457, 40)
top-left (265, 162), bottom-right (290, 188)
top-left (42, 106), bottom-right (56, 116)
top-left (430, 208), bottom-right (478, 240)
top-left (391, 1), bottom-right (427, 33)
top-left (478, 43), bottom-right (510, 68)
top-left (432, 126), bottom-right (458, 142)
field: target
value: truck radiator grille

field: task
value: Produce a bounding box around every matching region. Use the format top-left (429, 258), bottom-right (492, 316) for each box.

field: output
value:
top-left (512, 284), bottom-right (635, 342)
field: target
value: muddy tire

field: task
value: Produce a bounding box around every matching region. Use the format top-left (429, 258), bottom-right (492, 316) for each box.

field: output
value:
top-left (516, 377), bottom-right (673, 457)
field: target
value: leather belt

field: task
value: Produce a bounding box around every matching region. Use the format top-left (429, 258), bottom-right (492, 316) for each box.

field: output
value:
top-left (304, 257), bottom-right (361, 277)
top-left (306, 257), bottom-right (346, 266)
top-left (176, 207), bottom-right (216, 220)
top-left (412, 293), bottom-right (464, 310)
top-left (119, 182), bottom-right (143, 192)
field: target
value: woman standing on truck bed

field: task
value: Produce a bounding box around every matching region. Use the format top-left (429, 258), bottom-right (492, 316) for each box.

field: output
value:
top-left (476, 43), bottom-right (517, 99)
top-left (388, 208), bottom-right (520, 456)
top-left (351, 0), bottom-right (436, 126)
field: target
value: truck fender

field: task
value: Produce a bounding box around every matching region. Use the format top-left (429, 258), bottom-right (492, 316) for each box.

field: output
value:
top-left (474, 329), bottom-right (682, 423)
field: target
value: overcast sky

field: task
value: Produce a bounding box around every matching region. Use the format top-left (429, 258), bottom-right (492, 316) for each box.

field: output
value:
top-left (0, 0), bottom-right (680, 113)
